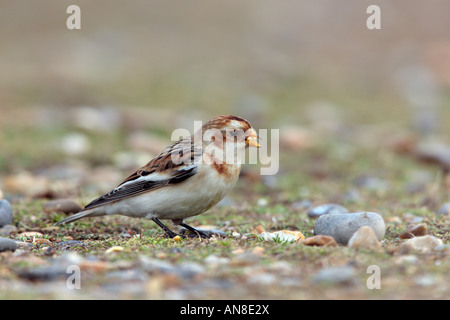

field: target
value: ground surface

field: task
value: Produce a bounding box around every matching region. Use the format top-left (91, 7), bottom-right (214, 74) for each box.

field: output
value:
top-left (1, 1), bottom-right (450, 300)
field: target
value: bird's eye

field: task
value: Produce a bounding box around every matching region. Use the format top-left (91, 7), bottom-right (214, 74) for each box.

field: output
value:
top-left (230, 129), bottom-right (237, 136)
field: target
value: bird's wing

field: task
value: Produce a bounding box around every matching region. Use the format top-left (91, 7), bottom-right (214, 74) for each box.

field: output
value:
top-left (83, 138), bottom-right (202, 210)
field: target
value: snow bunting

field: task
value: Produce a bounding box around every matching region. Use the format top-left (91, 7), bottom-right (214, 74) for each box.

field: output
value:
top-left (56, 115), bottom-right (260, 238)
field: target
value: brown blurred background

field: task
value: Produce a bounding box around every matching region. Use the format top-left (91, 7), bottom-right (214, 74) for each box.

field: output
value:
top-left (1, 0), bottom-right (450, 172)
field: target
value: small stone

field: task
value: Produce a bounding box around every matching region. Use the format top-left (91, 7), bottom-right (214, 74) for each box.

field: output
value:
top-left (398, 235), bottom-right (443, 253)
top-left (60, 133), bottom-right (91, 156)
top-left (348, 226), bottom-right (383, 252)
top-left (259, 230), bottom-right (305, 242)
top-left (57, 240), bottom-right (85, 249)
top-left (436, 202), bottom-right (450, 216)
top-left (386, 216), bottom-right (402, 225)
top-left (178, 262), bottom-right (205, 278)
top-left (231, 232), bottom-right (241, 238)
top-left (139, 257), bottom-right (176, 274)
top-left (248, 272), bottom-right (277, 285)
top-left (252, 246), bottom-right (265, 256)
top-left (0, 199), bottom-right (13, 227)
top-left (395, 255), bottom-right (418, 265)
top-left (251, 225), bottom-right (266, 234)
top-left (399, 223), bottom-right (427, 239)
top-left (311, 266), bottom-right (356, 285)
top-left (105, 246), bottom-right (124, 253)
top-left (256, 198), bottom-right (268, 207)
top-left (43, 199), bottom-right (82, 215)
top-left (0, 224), bottom-right (17, 236)
top-left (314, 211), bottom-right (385, 245)
top-left (33, 238), bottom-right (52, 246)
top-left (414, 274), bottom-right (436, 287)
top-left (415, 140), bottom-right (450, 168)
top-left (307, 203), bottom-right (349, 218)
top-left (18, 231), bottom-right (43, 238)
top-left (301, 235), bottom-right (338, 247)
top-left (0, 237), bottom-right (18, 252)
top-left (204, 254), bottom-right (230, 267)
top-left (71, 106), bottom-right (121, 132)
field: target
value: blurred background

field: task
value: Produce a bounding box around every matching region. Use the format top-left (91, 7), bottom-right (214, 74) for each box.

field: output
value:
top-left (1, 0), bottom-right (450, 202)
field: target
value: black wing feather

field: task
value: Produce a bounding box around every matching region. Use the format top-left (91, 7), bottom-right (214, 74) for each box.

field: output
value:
top-left (83, 165), bottom-right (198, 210)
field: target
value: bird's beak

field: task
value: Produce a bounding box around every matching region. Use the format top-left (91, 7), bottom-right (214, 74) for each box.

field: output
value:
top-left (246, 128), bottom-right (260, 148)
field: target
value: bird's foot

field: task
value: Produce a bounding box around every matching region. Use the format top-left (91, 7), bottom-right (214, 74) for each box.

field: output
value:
top-left (179, 223), bottom-right (227, 239)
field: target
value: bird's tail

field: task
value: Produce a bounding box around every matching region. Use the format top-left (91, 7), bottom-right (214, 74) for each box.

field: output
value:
top-left (54, 209), bottom-right (101, 226)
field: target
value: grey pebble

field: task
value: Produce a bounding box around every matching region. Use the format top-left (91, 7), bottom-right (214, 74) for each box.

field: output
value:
top-left (139, 256), bottom-right (204, 279)
top-left (314, 211), bottom-right (385, 245)
top-left (16, 265), bottom-right (67, 281)
top-left (57, 240), bottom-right (85, 250)
top-left (0, 224), bottom-right (17, 237)
top-left (436, 202), bottom-right (450, 216)
top-left (311, 266), bottom-right (356, 285)
top-left (0, 237), bottom-right (17, 252)
top-left (307, 203), bottom-right (349, 218)
top-left (0, 200), bottom-right (13, 227)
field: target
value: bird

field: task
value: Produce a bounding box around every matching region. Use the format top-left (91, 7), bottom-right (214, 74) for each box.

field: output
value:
top-left (56, 115), bottom-right (260, 238)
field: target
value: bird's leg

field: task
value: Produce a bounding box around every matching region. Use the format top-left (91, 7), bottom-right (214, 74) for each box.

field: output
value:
top-left (151, 217), bottom-right (179, 238)
top-left (180, 222), bottom-right (211, 239)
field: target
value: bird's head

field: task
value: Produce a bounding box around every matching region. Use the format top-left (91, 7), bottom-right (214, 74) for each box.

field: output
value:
top-left (201, 115), bottom-right (260, 149)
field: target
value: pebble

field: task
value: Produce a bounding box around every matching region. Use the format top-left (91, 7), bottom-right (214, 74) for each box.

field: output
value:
top-left (247, 272), bottom-right (277, 286)
top-left (0, 224), bottom-right (17, 236)
top-left (414, 274), bottom-right (436, 287)
top-left (43, 199), bottom-right (82, 215)
top-left (399, 223), bottom-right (427, 239)
top-left (414, 140), bottom-right (450, 168)
top-left (106, 246), bottom-right (124, 254)
top-left (60, 133), bottom-right (91, 156)
top-left (0, 237), bottom-right (17, 252)
top-left (57, 240), bottom-right (85, 250)
top-left (139, 256), bottom-right (204, 279)
top-left (436, 202), bottom-right (450, 216)
top-left (15, 265), bottom-right (67, 281)
top-left (71, 106), bottom-right (121, 132)
top-left (314, 211), bottom-right (386, 245)
top-left (256, 198), bottom-right (269, 207)
top-left (204, 254), bottom-right (230, 267)
top-left (396, 235), bottom-right (444, 254)
top-left (311, 266), bottom-right (356, 285)
top-left (307, 203), bottom-right (349, 218)
top-left (348, 226), bottom-right (383, 252)
top-left (18, 232), bottom-right (43, 238)
top-left (0, 199), bottom-right (13, 227)
top-left (301, 235), bottom-right (338, 247)
top-left (258, 230), bottom-right (305, 242)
